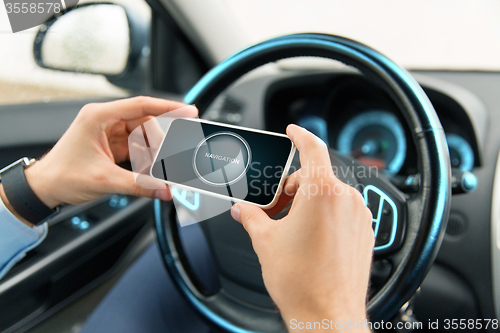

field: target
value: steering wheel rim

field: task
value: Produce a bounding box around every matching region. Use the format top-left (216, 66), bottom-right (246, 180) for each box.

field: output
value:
top-left (155, 33), bottom-right (451, 332)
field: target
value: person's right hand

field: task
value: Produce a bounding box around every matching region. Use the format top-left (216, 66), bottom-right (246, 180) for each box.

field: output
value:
top-left (231, 124), bottom-right (375, 331)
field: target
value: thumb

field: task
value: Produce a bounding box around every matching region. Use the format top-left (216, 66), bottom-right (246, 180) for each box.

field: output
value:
top-left (110, 167), bottom-right (172, 200)
top-left (231, 202), bottom-right (272, 237)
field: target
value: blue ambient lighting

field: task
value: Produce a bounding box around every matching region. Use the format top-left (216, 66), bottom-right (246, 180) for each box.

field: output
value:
top-left (172, 187), bottom-right (200, 211)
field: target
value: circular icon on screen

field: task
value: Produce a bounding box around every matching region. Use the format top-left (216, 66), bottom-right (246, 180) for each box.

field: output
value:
top-left (193, 132), bottom-right (251, 186)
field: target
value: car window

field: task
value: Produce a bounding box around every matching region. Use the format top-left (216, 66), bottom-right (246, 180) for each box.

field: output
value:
top-left (0, 0), bottom-right (151, 105)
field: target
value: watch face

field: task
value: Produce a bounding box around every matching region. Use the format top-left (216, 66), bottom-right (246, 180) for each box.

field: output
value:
top-left (151, 118), bottom-right (294, 206)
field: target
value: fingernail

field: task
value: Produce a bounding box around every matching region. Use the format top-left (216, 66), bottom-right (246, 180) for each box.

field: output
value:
top-left (286, 124), bottom-right (297, 139)
top-left (231, 204), bottom-right (241, 223)
top-left (154, 189), bottom-right (171, 201)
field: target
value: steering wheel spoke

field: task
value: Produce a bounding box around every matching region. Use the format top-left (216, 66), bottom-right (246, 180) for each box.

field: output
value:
top-left (331, 151), bottom-right (408, 255)
top-left (351, 162), bottom-right (408, 256)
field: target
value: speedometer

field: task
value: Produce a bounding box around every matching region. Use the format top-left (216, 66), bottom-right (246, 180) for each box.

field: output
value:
top-left (446, 133), bottom-right (474, 171)
top-left (337, 110), bottom-right (407, 175)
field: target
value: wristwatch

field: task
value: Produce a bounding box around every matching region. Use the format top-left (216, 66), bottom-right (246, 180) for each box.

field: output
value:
top-left (0, 157), bottom-right (59, 225)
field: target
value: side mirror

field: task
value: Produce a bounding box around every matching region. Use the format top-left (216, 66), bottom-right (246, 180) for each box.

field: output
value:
top-left (33, 3), bottom-right (149, 90)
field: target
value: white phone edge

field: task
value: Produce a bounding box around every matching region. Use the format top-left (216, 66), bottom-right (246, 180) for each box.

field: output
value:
top-left (149, 117), bottom-right (296, 209)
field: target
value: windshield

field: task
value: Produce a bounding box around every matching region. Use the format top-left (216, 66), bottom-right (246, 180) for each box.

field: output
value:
top-left (173, 0), bottom-right (500, 71)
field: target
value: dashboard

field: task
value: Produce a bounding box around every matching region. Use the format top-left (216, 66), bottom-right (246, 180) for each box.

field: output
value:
top-left (264, 73), bottom-right (482, 177)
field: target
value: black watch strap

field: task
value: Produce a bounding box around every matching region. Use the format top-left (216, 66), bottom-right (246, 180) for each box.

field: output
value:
top-left (1, 161), bottom-right (57, 225)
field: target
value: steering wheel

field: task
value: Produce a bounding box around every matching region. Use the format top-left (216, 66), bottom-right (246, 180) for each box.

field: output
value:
top-left (155, 33), bottom-right (451, 332)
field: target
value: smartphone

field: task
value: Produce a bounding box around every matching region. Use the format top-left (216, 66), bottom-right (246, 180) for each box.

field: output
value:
top-left (150, 118), bottom-right (296, 208)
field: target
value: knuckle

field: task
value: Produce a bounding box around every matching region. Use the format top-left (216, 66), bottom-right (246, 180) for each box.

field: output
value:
top-left (80, 103), bottom-right (97, 115)
top-left (82, 102), bottom-right (98, 111)
top-left (132, 95), bottom-right (149, 106)
top-left (310, 133), bottom-right (327, 147)
top-left (322, 176), bottom-right (337, 188)
top-left (314, 179), bottom-right (342, 199)
top-left (369, 232), bottom-right (376, 247)
top-left (309, 168), bottom-right (335, 184)
top-left (344, 185), bottom-right (364, 203)
top-left (78, 103), bottom-right (101, 122)
top-left (240, 209), bottom-right (254, 228)
top-left (91, 170), bottom-right (107, 184)
top-left (363, 206), bottom-right (374, 222)
top-left (242, 209), bottom-right (253, 222)
top-left (129, 183), bottom-right (144, 197)
top-left (309, 138), bottom-right (328, 154)
top-left (352, 189), bottom-right (366, 206)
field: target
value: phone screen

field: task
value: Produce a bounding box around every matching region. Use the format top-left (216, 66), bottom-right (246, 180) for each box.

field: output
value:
top-left (150, 118), bottom-right (294, 206)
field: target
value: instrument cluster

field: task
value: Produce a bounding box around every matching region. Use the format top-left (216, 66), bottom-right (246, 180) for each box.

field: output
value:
top-left (265, 73), bottom-right (479, 176)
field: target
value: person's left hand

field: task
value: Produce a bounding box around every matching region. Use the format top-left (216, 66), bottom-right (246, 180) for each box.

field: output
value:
top-left (24, 96), bottom-right (197, 209)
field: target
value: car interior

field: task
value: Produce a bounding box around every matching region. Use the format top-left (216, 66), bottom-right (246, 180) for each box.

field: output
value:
top-left (0, 1), bottom-right (499, 332)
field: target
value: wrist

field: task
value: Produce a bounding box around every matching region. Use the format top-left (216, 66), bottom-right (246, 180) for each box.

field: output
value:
top-left (24, 160), bottom-right (61, 209)
top-left (0, 184), bottom-right (34, 227)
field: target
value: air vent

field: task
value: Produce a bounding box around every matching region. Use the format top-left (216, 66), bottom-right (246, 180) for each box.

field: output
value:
top-left (221, 95), bottom-right (243, 112)
top-left (205, 95), bottom-right (244, 124)
top-left (446, 211), bottom-right (468, 236)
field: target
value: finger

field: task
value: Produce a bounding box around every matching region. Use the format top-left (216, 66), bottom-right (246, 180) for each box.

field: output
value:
top-left (263, 171), bottom-right (300, 217)
top-left (134, 172), bottom-right (170, 190)
top-left (92, 96), bottom-right (196, 123)
top-left (141, 116), bottom-right (167, 153)
top-left (125, 115), bottom-right (154, 133)
top-left (286, 124), bottom-right (332, 168)
top-left (109, 167), bottom-right (172, 200)
top-left (128, 129), bottom-right (156, 171)
top-left (127, 116), bottom-right (164, 155)
top-left (124, 106), bottom-right (197, 134)
top-left (158, 105), bottom-right (199, 119)
top-left (231, 202), bottom-right (272, 237)
top-left (286, 124), bottom-right (338, 183)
